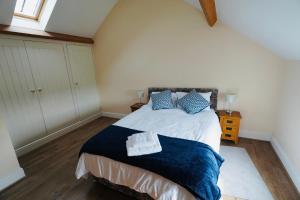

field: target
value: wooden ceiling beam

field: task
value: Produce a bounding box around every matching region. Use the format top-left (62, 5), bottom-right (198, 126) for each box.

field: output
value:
top-left (199, 0), bottom-right (217, 27)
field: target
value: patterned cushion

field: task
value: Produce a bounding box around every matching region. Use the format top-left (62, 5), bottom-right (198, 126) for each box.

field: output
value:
top-left (177, 90), bottom-right (210, 114)
top-left (151, 90), bottom-right (175, 110)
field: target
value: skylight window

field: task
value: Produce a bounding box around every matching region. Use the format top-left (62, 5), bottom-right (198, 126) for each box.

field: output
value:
top-left (14, 0), bottom-right (45, 20)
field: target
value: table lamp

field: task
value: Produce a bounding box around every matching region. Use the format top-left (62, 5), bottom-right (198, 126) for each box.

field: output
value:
top-left (137, 90), bottom-right (144, 103)
top-left (225, 93), bottom-right (237, 115)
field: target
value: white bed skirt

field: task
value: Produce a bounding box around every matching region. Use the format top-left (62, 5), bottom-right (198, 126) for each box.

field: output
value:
top-left (76, 153), bottom-right (224, 200)
top-left (76, 153), bottom-right (197, 200)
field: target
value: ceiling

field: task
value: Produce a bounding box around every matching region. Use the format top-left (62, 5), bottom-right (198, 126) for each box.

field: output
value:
top-left (0, 0), bottom-right (17, 25)
top-left (0, 0), bottom-right (118, 38)
top-left (0, 0), bottom-right (299, 60)
top-left (185, 0), bottom-right (300, 60)
top-left (45, 0), bottom-right (118, 37)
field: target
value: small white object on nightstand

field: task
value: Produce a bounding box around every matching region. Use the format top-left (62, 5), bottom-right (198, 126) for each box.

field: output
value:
top-left (225, 93), bottom-right (237, 115)
top-left (136, 90), bottom-right (144, 103)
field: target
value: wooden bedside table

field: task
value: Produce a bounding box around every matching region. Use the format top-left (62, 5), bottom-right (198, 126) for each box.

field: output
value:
top-left (217, 110), bottom-right (242, 144)
top-left (130, 103), bottom-right (145, 112)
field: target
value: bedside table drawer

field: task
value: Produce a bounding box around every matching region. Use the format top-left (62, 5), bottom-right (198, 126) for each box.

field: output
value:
top-left (222, 125), bottom-right (238, 134)
top-left (222, 132), bottom-right (237, 140)
top-left (221, 118), bottom-right (239, 127)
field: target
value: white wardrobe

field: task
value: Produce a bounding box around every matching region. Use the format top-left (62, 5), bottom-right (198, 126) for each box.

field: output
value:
top-left (0, 38), bottom-right (100, 154)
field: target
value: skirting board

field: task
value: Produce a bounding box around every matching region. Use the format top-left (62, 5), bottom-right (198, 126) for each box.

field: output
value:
top-left (0, 167), bottom-right (25, 192)
top-left (101, 112), bottom-right (127, 119)
top-left (239, 129), bottom-right (272, 141)
top-left (16, 112), bottom-right (102, 156)
top-left (271, 137), bottom-right (300, 192)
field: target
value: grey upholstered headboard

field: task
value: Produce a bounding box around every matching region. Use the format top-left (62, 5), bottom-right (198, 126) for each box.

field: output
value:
top-left (148, 87), bottom-right (218, 110)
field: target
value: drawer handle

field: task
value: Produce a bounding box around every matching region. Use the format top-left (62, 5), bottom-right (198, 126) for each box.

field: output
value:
top-left (226, 120), bottom-right (233, 124)
top-left (226, 127), bottom-right (232, 131)
top-left (225, 133), bottom-right (231, 137)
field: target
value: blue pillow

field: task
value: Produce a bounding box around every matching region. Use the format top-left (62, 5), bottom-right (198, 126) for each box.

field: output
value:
top-left (177, 90), bottom-right (210, 114)
top-left (151, 90), bottom-right (174, 110)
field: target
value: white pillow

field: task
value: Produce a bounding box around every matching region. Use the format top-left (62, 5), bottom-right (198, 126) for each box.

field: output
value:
top-left (176, 91), bottom-right (212, 111)
top-left (148, 91), bottom-right (177, 105)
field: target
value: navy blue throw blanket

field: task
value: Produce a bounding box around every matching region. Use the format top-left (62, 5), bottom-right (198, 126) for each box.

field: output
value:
top-left (79, 125), bottom-right (224, 200)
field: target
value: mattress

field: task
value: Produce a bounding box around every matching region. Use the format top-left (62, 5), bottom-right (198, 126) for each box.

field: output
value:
top-left (76, 105), bottom-right (222, 200)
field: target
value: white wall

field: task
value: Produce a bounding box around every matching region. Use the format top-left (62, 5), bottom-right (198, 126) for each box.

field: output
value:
top-left (0, 116), bottom-right (24, 191)
top-left (93, 0), bottom-right (284, 140)
top-left (272, 61), bottom-right (300, 192)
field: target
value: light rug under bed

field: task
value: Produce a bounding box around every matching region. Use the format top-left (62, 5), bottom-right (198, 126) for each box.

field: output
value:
top-left (219, 146), bottom-right (274, 200)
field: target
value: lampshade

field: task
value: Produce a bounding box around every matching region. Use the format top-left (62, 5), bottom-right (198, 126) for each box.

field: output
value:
top-left (137, 90), bottom-right (144, 99)
top-left (225, 93), bottom-right (237, 104)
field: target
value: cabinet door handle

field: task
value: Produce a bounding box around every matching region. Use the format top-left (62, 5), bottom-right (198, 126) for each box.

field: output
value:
top-left (226, 127), bottom-right (232, 131)
top-left (30, 89), bottom-right (36, 93)
top-left (74, 82), bottom-right (79, 86)
top-left (37, 88), bottom-right (43, 92)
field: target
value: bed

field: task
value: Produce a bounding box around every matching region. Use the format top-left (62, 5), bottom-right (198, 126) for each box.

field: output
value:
top-left (76, 88), bottom-right (223, 200)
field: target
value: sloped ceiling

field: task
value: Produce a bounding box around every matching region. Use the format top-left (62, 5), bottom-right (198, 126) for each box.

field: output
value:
top-left (45, 0), bottom-right (118, 37)
top-left (185, 0), bottom-right (300, 60)
top-left (0, 0), bottom-right (118, 38)
top-left (0, 0), bottom-right (17, 25)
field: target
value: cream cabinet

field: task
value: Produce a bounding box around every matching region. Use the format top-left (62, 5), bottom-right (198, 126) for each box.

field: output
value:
top-left (0, 38), bottom-right (100, 153)
top-left (25, 41), bottom-right (77, 133)
top-left (0, 39), bottom-right (46, 148)
top-left (66, 45), bottom-right (100, 120)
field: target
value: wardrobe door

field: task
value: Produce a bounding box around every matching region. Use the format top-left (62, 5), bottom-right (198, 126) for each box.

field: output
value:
top-left (0, 39), bottom-right (46, 149)
top-left (24, 41), bottom-right (76, 134)
top-left (67, 45), bottom-right (100, 119)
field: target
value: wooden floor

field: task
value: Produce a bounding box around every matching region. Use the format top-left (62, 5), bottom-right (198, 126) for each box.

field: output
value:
top-left (0, 117), bottom-right (299, 200)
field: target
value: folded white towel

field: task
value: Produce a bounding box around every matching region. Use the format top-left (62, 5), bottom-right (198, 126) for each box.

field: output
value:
top-left (126, 143), bottom-right (162, 157)
top-left (127, 131), bottom-right (157, 148)
top-left (126, 132), bottom-right (162, 157)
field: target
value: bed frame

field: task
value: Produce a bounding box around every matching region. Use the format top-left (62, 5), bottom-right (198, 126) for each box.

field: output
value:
top-left (148, 87), bottom-right (218, 110)
top-left (94, 87), bottom-right (219, 199)
top-left (94, 177), bottom-right (153, 200)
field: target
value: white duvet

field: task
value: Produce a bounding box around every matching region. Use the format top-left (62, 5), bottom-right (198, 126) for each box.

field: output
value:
top-left (76, 105), bottom-right (222, 200)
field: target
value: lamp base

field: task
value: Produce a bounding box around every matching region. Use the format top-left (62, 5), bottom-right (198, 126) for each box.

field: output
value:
top-left (226, 110), bottom-right (233, 116)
